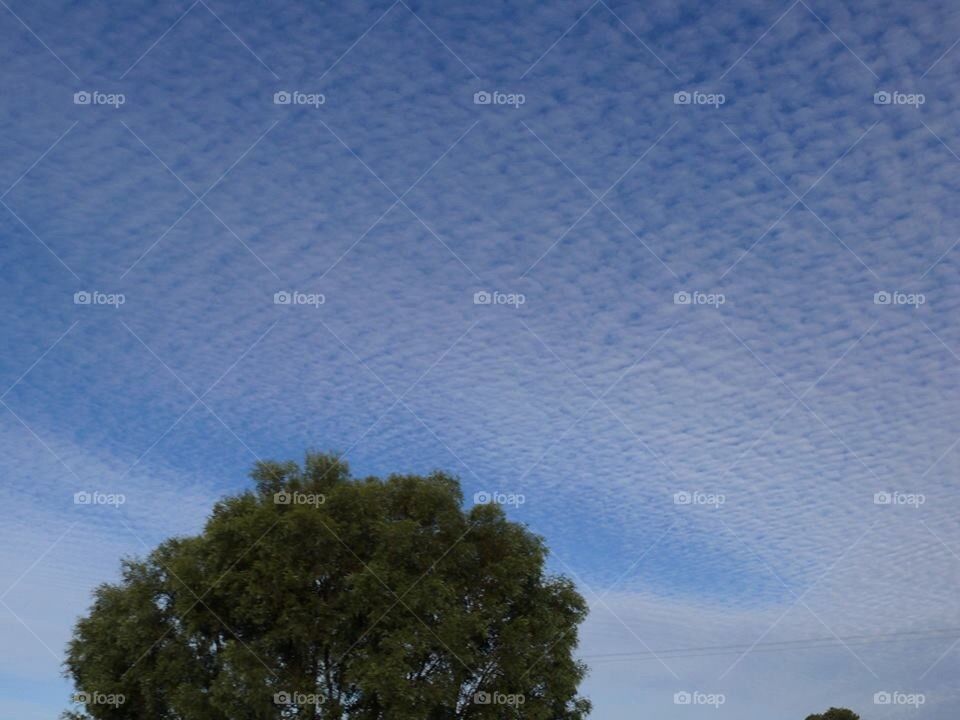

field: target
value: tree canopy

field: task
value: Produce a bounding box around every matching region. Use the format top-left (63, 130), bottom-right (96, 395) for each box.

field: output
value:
top-left (805, 708), bottom-right (860, 720)
top-left (64, 453), bottom-right (590, 719)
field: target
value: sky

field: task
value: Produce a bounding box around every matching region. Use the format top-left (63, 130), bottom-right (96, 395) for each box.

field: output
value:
top-left (1, 0), bottom-right (960, 717)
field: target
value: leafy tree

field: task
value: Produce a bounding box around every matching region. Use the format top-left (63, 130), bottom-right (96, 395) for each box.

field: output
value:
top-left (805, 708), bottom-right (860, 720)
top-left (64, 453), bottom-right (591, 719)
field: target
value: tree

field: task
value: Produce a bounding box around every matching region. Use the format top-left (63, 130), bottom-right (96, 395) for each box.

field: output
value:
top-left (64, 453), bottom-right (591, 719)
top-left (805, 708), bottom-right (860, 720)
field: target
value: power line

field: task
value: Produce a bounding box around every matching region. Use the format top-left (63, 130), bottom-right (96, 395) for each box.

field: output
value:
top-left (582, 627), bottom-right (960, 664)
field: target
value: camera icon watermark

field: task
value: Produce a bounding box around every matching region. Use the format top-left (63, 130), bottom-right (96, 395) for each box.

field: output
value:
top-left (474, 490), bottom-right (526, 508)
top-left (74, 290), bottom-right (125, 308)
top-left (274, 290), bottom-right (325, 308)
top-left (473, 290), bottom-right (526, 308)
top-left (274, 90), bottom-right (325, 108)
top-left (873, 491), bottom-right (925, 508)
top-left (874, 690), bottom-right (925, 707)
top-left (473, 691), bottom-right (525, 706)
top-left (673, 90), bottom-right (725, 108)
top-left (74, 90), bottom-right (125, 108)
top-left (674, 290), bottom-right (725, 307)
top-left (72, 691), bottom-right (126, 707)
top-left (873, 90), bottom-right (924, 108)
top-left (673, 490), bottom-right (725, 509)
top-left (74, 491), bottom-right (126, 508)
top-left (274, 490), bottom-right (326, 507)
top-left (674, 690), bottom-right (725, 707)
top-left (273, 690), bottom-right (325, 706)
top-left (473, 90), bottom-right (526, 108)
top-left (873, 290), bottom-right (925, 308)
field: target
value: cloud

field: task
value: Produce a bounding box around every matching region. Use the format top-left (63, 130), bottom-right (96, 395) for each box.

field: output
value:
top-left (2, 0), bottom-right (960, 717)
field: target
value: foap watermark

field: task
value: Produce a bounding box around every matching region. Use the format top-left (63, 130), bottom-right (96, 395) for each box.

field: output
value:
top-left (874, 690), bottom-right (925, 708)
top-left (874, 491), bottom-right (925, 508)
top-left (674, 691), bottom-right (726, 707)
top-left (874, 90), bottom-right (924, 108)
top-left (473, 691), bottom-right (525, 707)
top-left (474, 491), bottom-right (526, 508)
top-left (274, 90), bottom-right (325, 108)
top-left (674, 490), bottom-right (725, 509)
top-left (474, 290), bottom-right (525, 308)
top-left (673, 90), bottom-right (725, 108)
top-left (73, 691), bottom-right (126, 707)
top-left (273, 691), bottom-right (326, 706)
top-left (74, 290), bottom-right (125, 308)
top-left (74, 491), bottom-right (126, 508)
top-left (274, 290), bottom-right (325, 308)
top-left (674, 290), bottom-right (725, 308)
top-left (874, 290), bottom-right (925, 308)
top-left (74, 90), bottom-right (125, 108)
top-left (473, 90), bottom-right (525, 108)
top-left (274, 490), bottom-right (326, 507)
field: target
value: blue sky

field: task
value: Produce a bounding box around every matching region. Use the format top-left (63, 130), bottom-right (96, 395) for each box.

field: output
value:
top-left (2, 0), bottom-right (960, 717)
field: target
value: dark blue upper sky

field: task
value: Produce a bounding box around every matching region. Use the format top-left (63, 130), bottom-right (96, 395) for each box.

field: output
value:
top-left (2, 0), bottom-right (960, 717)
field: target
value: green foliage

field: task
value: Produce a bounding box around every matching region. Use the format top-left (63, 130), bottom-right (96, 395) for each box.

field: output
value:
top-left (64, 453), bottom-right (591, 719)
top-left (805, 708), bottom-right (860, 720)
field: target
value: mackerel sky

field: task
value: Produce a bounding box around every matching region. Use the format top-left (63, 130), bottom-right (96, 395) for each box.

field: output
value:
top-left (2, 0), bottom-right (960, 717)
